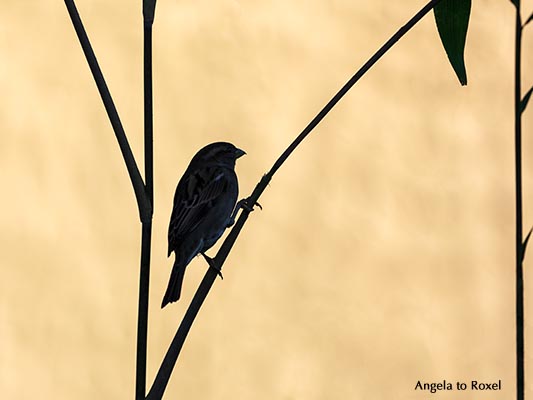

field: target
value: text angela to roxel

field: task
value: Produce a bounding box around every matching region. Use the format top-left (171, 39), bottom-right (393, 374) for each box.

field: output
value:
top-left (415, 379), bottom-right (501, 394)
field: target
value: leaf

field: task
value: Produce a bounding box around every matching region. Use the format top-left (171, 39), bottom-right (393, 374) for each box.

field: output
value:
top-left (522, 227), bottom-right (533, 262)
top-left (434, 0), bottom-right (472, 86)
top-left (521, 87), bottom-right (533, 113)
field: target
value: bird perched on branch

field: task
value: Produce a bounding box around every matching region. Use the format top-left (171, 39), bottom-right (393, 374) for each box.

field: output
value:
top-left (162, 142), bottom-right (246, 308)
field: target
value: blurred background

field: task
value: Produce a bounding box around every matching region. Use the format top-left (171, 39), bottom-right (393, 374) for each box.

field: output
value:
top-left (1, 0), bottom-right (533, 398)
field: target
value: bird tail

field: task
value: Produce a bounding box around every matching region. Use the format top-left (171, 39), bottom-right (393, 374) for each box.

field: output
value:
top-left (161, 259), bottom-right (186, 308)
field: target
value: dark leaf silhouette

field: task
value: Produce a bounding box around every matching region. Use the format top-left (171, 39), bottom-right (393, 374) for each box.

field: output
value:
top-left (434, 0), bottom-right (471, 85)
top-left (521, 87), bottom-right (533, 113)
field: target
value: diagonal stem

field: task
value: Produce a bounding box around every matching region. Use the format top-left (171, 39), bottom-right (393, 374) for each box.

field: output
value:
top-left (146, 0), bottom-right (444, 398)
top-left (64, 0), bottom-right (152, 223)
top-left (268, 0), bottom-right (444, 177)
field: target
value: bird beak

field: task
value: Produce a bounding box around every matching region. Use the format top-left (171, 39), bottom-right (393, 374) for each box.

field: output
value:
top-left (235, 148), bottom-right (246, 159)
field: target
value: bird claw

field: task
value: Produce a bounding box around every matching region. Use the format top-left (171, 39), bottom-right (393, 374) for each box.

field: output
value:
top-left (201, 253), bottom-right (223, 280)
top-left (239, 197), bottom-right (262, 212)
top-left (227, 197), bottom-right (262, 227)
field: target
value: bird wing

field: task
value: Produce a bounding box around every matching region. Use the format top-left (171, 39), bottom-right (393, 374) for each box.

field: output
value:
top-left (168, 167), bottom-right (228, 256)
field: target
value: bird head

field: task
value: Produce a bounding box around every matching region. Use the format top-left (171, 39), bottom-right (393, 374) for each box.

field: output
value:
top-left (192, 142), bottom-right (245, 168)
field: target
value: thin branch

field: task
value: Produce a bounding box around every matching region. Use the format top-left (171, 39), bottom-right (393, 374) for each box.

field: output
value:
top-left (64, 0), bottom-right (152, 223)
top-left (268, 0), bottom-right (444, 177)
top-left (146, 0), bottom-right (444, 398)
top-left (136, 5), bottom-right (156, 399)
top-left (514, 2), bottom-right (524, 400)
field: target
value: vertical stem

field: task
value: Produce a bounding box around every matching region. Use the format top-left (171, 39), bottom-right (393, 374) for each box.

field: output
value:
top-left (514, 2), bottom-right (524, 400)
top-left (137, 19), bottom-right (154, 400)
top-left (137, 222), bottom-right (152, 400)
top-left (144, 24), bottom-right (154, 207)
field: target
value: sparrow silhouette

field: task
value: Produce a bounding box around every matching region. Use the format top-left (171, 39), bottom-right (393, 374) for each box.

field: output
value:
top-left (162, 142), bottom-right (245, 308)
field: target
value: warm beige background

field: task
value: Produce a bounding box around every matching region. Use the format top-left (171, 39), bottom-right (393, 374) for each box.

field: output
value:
top-left (2, 0), bottom-right (533, 398)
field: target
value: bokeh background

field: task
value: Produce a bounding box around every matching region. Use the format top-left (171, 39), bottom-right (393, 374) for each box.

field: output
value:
top-left (2, 0), bottom-right (533, 398)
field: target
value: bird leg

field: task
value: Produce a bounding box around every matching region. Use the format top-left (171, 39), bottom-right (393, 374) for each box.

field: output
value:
top-left (201, 252), bottom-right (223, 280)
top-left (227, 197), bottom-right (263, 227)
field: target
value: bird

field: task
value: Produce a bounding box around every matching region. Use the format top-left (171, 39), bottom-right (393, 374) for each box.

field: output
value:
top-left (162, 142), bottom-right (245, 308)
